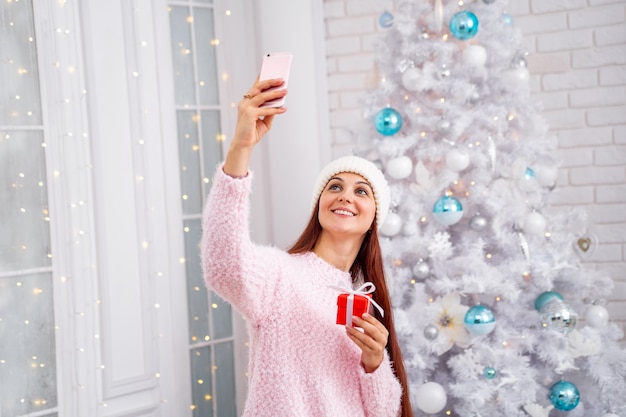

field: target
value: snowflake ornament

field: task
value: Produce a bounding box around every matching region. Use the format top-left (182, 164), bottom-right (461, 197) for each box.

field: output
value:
top-left (523, 403), bottom-right (554, 417)
top-left (428, 231), bottom-right (453, 260)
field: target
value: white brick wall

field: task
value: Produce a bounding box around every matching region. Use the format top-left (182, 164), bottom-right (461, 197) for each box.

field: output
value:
top-left (323, 0), bottom-right (626, 340)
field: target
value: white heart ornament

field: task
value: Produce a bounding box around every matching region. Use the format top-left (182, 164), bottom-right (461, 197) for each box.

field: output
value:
top-left (573, 234), bottom-right (598, 259)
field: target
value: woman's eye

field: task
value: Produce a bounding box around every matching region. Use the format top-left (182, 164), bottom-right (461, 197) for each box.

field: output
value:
top-left (356, 188), bottom-right (368, 195)
top-left (328, 184), bottom-right (341, 191)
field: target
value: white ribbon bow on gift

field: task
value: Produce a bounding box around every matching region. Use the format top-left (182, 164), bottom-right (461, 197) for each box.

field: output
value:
top-left (330, 281), bottom-right (385, 326)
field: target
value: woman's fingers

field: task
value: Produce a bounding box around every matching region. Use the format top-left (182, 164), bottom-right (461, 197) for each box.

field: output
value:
top-left (234, 81), bottom-right (287, 147)
top-left (346, 314), bottom-right (389, 373)
top-left (242, 78), bottom-right (286, 103)
top-left (354, 314), bottom-right (389, 345)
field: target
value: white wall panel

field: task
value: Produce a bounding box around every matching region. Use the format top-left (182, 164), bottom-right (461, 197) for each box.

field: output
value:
top-left (251, 0), bottom-right (332, 249)
top-left (34, 0), bottom-right (185, 415)
top-left (80, 0), bottom-right (154, 398)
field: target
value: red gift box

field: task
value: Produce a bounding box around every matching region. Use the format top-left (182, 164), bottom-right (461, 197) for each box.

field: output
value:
top-left (331, 281), bottom-right (384, 327)
top-left (336, 293), bottom-right (372, 326)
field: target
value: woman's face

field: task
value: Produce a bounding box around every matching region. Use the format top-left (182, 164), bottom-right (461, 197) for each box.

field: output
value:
top-left (317, 172), bottom-right (376, 237)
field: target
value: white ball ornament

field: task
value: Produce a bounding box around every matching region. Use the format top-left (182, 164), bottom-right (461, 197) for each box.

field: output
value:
top-left (536, 165), bottom-right (558, 187)
top-left (402, 67), bottom-right (422, 91)
top-left (386, 156), bottom-right (413, 180)
top-left (380, 212), bottom-right (402, 237)
top-left (445, 149), bottom-right (470, 172)
top-left (585, 305), bottom-right (609, 329)
top-left (414, 382), bottom-right (447, 414)
top-left (502, 67), bottom-right (530, 91)
top-left (463, 45), bottom-right (487, 67)
top-left (523, 212), bottom-right (546, 235)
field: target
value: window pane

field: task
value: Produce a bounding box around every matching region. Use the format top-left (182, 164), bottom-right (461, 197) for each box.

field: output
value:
top-left (184, 219), bottom-right (209, 344)
top-left (200, 110), bottom-right (223, 196)
top-left (185, 220), bottom-right (232, 342)
top-left (169, 1), bottom-right (236, 413)
top-left (190, 346), bottom-right (214, 417)
top-left (169, 6), bottom-right (196, 107)
top-left (209, 292), bottom-right (232, 340)
top-left (177, 111), bottom-right (203, 214)
top-left (0, 130), bottom-right (50, 273)
top-left (0, 0), bottom-right (42, 125)
top-left (214, 341), bottom-right (236, 417)
top-left (193, 7), bottom-right (219, 106)
top-left (0, 273), bottom-right (57, 416)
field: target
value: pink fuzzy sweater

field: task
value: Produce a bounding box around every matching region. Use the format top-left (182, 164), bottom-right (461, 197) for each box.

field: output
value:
top-left (201, 166), bottom-right (402, 417)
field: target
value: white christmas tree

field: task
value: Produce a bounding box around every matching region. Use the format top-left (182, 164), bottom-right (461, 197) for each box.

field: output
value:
top-left (353, 1), bottom-right (626, 416)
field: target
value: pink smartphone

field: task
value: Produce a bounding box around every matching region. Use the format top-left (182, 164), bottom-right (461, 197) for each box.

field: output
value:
top-left (258, 52), bottom-right (292, 108)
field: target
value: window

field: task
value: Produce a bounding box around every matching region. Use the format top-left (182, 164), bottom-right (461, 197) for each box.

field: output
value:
top-left (0, 0), bottom-right (58, 416)
top-left (168, 1), bottom-right (237, 415)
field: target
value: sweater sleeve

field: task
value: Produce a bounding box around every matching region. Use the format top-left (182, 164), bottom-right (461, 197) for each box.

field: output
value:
top-left (359, 351), bottom-right (403, 417)
top-left (200, 165), bottom-right (277, 322)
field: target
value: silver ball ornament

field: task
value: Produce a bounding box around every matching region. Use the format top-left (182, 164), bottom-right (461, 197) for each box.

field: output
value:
top-left (469, 214), bottom-right (488, 231)
top-left (512, 55), bottom-right (528, 68)
top-left (541, 300), bottom-right (578, 334)
top-left (413, 260), bottom-right (430, 279)
top-left (468, 90), bottom-right (480, 104)
top-left (423, 324), bottom-right (439, 340)
top-left (436, 119), bottom-right (451, 135)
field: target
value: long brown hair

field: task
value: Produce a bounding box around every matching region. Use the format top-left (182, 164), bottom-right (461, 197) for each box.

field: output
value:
top-left (288, 203), bottom-right (414, 417)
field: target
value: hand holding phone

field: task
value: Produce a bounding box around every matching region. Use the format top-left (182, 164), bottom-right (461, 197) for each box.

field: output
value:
top-left (258, 52), bottom-right (292, 108)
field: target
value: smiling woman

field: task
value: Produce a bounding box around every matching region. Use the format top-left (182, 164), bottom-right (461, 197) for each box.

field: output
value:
top-left (201, 76), bottom-right (413, 416)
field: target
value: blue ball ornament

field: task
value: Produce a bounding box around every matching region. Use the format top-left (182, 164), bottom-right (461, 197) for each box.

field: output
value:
top-left (464, 305), bottom-right (496, 335)
top-left (432, 195), bottom-right (463, 226)
top-left (449, 11), bottom-right (479, 40)
top-left (502, 12), bottom-right (513, 25)
top-left (374, 107), bottom-right (403, 136)
top-left (534, 291), bottom-right (563, 312)
top-left (378, 10), bottom-right (394, 29)
top-left (483, 366), bottom-right (497, 379)
top-left (524, 167), bottom-right (536, 179)
top-left (549, 381), bottom-right (580, 411)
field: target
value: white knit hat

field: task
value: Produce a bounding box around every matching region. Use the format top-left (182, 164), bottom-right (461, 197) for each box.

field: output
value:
top-left (311, 156), bottom-right (390, 229)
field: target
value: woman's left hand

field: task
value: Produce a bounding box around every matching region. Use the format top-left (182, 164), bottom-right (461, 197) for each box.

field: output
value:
top-left (346, 313), bottom-right (389, 373)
